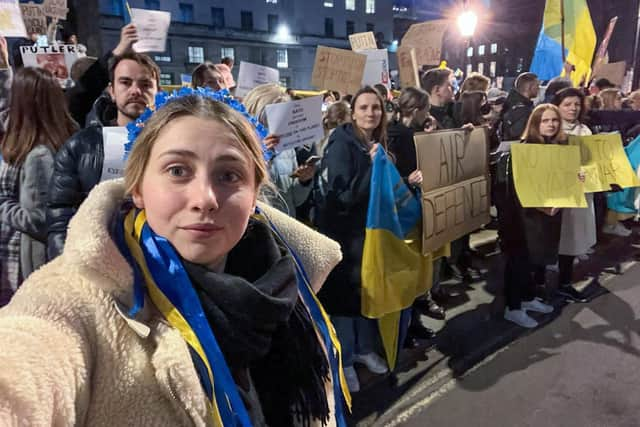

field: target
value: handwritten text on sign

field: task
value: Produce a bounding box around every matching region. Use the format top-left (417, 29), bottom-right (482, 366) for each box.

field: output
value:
top-left (568, 133), bottom-right (640, 192)
top-left (349, 31), bottom-right (377, 51)
top-left (415, 128), bottom-right (490, 253)
top-left (265, 95), bottom-right (324, 153)
top-left (397, 46), bottom-right (420, 88)
top-left (20, 3), bottom-right (46, 36)
top-left (43, 0), bottom-right (67, 19)
top-left (401, 19), bottom-right (448, 66)
top-left (511, 144), bottom-right (587, 208)
top-left (311, 46), bottom-right (366, 95)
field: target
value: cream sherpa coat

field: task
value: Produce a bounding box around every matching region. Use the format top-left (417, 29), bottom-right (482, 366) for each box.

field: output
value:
top-left (0, 179), bottom-right (343, 426)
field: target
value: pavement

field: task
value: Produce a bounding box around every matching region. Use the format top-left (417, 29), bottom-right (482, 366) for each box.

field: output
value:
top-left (350, 221), bottom-right (640, 427)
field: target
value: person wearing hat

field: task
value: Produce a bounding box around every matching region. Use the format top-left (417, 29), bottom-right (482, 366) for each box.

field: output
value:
top-left (485, 88), bottom-right (507, 150)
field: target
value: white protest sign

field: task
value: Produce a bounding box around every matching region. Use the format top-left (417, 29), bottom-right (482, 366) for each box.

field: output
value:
top-left (0, 0), bottom-right (27, 38)
top-left (130, 8), bottom-right (171, 53)
top-left (100, 127), bottom-right (128, 182)
top-left (20, 44), bottom-right (82, 88)
top-left (20, 3), bottom-right (46, 36)
top-left (265, 95), bottom-right (324, 153)
top-left (42, 0), bottom-right (67, 20)
top-left (236, 61), bottom-right (280, 97)
top-left (361, 49), bottom-right (390, 88)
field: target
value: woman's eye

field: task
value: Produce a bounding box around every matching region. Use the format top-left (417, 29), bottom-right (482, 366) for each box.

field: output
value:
top-left (168, 166), bottom-right (187, 177)
top-left (220, 171), bottom-right (242, 184)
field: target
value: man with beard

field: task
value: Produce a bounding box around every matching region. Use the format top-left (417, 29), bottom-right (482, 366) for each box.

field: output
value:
top-left (46, 53), bottom-right (160, 259)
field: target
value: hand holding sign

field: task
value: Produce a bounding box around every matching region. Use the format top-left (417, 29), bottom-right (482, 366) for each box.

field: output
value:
top-left (130, 8), bottom-right (171, 53)
top-left (113, 23), bottom-right (139, 56)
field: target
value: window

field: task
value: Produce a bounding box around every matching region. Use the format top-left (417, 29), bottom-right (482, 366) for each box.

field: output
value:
top-left (490, 61), bottom-right (496, 77)
top-left (145, 0), bottom-right (160, 9)
top-left (477, 63), bottom-right (484, 75)
top-left (221, 47), bottom-right (235, 60)
top-left (324, 0), bottom-right (334, 6)
top-left (366, 23), bottom-right (374, 32)
top-left (241, 11), bottom-right (253, 31)
top-left (325, 18), bottom-right (334, 37)
top-left (268, 14), bottom-right (279, 33)
top-left (188, 46), bottom-right (204, 64)
top-left (466, 63), bottom-right (472, 76)
top-left (266, 0), bottom-right (278, 3)
top-left (467, 46), bottom-right (473, 57)
top-left (490, 43), bottom-right (498, 54)
top-left (346, 0), bottom-right (355, 10)
top-left (211, 7), bottom-right (225, 28)
top-left (179, 3), bottom-right (194, 23)
top-left (478, 45), bottom-right (485, 56)
top-left (154, 44), bottom-right (171, 62)
top-left (366, 0), bottom-right (375, 14)
top-left (346, 20), bottom-right (355, 35)
top-left (276, 49), bottom-right (288, 68)
top-left (160, 73), bottom-right (173, 86)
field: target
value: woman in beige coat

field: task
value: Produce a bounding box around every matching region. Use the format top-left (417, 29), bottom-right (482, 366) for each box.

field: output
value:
top-left (0, 93), bottom-right (348, 426)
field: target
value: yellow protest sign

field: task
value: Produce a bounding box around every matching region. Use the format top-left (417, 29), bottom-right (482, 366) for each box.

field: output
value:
top-left (511, 144), bottom-right (587, 208)
top-left (569, 133), bottom-right (640, 192)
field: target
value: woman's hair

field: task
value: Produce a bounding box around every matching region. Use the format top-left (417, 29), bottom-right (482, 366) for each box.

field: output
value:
top-left (394, 86), bottom-right (430, 120)
top-left (544, 77), bottom-right (572, 102)
top-left (552, 87), bottom-right (586, 122)
top-left (191, 62), bottom-right (225, 90)
top-left (1, 67), bottom-right (78, 165)
top-left (600, 88), bottom-right (622, 110)
top-left (459, 72), bottom-right (490, 94)
top-left (323, 101), bottom-right (351, 131)
top-left (585, 94), bottom-right (602, 112)
top-left (350, 86), bottom-right (389, 148)
top-left (460, 90), bottom-right (487, 126)
top-left (243, 83), bottom-right (291, 126)
top-left (521, 103), bottom-right (566, 144)
top-left (124, 95), bottom-right (269, 195)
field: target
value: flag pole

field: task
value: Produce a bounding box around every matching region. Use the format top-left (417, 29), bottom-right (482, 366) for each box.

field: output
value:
top-left (560, 0), bottom-right (566, 63)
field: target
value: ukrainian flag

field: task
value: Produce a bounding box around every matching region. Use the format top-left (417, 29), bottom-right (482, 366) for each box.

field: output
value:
top-left (530, 0), bottom-right (596, 86)
top-left (361, 148), bottom-right (437, 369)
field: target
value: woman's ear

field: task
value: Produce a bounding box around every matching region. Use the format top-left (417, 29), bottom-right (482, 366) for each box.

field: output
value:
top-left (131, 187), bottom-right (145, 209)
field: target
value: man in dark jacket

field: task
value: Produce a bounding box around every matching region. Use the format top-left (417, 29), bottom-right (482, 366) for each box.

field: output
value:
top-left (501, 72), bottom-right (539, 141)
top-left (46, 52), bottom-right (160, 260)
top-left (421, 68), bottom-right (456, 130)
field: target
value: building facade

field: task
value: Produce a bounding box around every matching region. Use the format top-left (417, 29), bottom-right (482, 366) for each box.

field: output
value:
top-left (70, 0), bottom-right (394, 90)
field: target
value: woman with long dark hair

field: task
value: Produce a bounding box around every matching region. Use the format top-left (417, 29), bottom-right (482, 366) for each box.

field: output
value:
top-left (0, 67), bottom-right (77, 304)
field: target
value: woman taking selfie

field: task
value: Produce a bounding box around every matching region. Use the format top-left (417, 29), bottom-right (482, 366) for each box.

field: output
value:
top-left (0, 92), bottom-right (349, 426)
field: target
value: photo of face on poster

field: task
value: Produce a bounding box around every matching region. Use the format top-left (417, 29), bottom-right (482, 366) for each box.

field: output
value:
top-left (20, 45), bottom-right (81, 89)
top-left (36, 53), bottom-right (69, 80)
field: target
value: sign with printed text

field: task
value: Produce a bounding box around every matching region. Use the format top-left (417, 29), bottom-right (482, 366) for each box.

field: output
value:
top-left (511, 144), bottom-right (587, 208)
top-left (311, 46), bottom-right (366, 95)
top-left (569, 133), bottom-right (640, 193)
top-left (362, 49), bottom-right (390, 88)
top-left (401, 19), bottom-right (449, 66)
top-left (265, 95), bottom-right (324, 153)
top-left (0, 0), bottom-right (27, 38)
top-left (349, 31), bottom-right (377, 51)
top-left (43, 0), bottom-right (67, 19)
top-left (20, 3), bottom-right (46, 36)
top-left (130, 8), bottom-right (171, 53)
top-left (397, 46), bottom-right (420, 88)
top-left (235, 61), bottom-right (280, 97)
top-left (100, 127), bottom-right (128, 182)
top-left (415, 127), bottom-right (491, 253)
top-left (20, 44), bottom-right (82, 88)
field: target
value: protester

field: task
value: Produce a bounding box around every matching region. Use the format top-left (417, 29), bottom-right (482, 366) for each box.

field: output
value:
top-left (600, 88), bottom-right (623, 110)
top-left (318, 100), bottom-right (351, 155)
top-left (543, 77), bottom-right (572, 103)
top-left (459, 90), bottom-right (489, 126)
top-left (0, 93), bottom-right (346, 425)
top-left (501, 72), bottom-right (539, 141)
top-left (459, 72), bottom-right (490, 94)
top-left (551, 88), bottom-right (594, 302)
top-left (221, 56), bottom-right (234, 70)
top-left (588, 77), bottom-right (615, 95)
top-left (216, 62), bottom-right (235, 89)
top-left (0, 68), bottom-right (77, 305)
top-left (46, 52), bottom-right (160, 259)
top-left (243, 83), bottom-right (316, 217)
top-left (628, 90), bottom-right (640, 111)
top-left (191, 61), bottom-right (227, 90)
top-left (315, 86), bottom-right (389, 392)
top-left (421, 68), bottom-right (456, 129)
top-left (486, 88), bottom-right (508, 150)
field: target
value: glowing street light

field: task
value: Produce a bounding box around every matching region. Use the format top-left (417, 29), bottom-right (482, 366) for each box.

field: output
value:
top-left (276, 24), bottom-right (291, 40)
top-left (457, 10), bottom-right (478, 38)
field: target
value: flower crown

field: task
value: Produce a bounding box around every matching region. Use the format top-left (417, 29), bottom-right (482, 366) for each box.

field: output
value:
top-left (125, 87), bottom-right (272, 161)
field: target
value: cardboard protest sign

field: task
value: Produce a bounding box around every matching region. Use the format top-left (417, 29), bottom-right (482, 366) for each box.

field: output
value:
top-left (20, 44), bottom-right (82, 88)
top-left (130, 8), bottom-right (171, 53)
top-left (20, 3), bottom-right (46, 36)
top-left (349, 31), bottom-right (377, 51)
top-left (511, 144), bottom-right (587, 208)
top-left (265, 95), bottom-right (324, 153)
top-left (100, 127), bottom-right (128, 182)
top-left (0, 0), bottom-right (27, 38)
top-left (235, 61), bottom-right (280, 97)
top-left (43, 0), bottom-right (67, 20)
top-left (401, 19), bottom-right (448, 66)
top-left (362, 49), bottom-right (390, 88)
top-left (311, 46), bottom-right (366, 95)
top-left (592, 61), bottom-right (626, 86)
top-left (397, 46), bottom-right (420, 88)
top-left (415, 128), bottom-right (491, 253)
top-left (569, 133), bottom-right (640, 192)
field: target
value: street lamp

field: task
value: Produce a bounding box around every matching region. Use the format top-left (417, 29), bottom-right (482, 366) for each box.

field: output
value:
top-left (276, 24), bottom-right (291, 40)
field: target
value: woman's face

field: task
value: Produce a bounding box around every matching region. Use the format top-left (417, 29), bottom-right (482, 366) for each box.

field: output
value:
top-left (539, 109), bottom-right (561, 138)
top-left (558, 96), bottom-right (582, 123)
top-left (352, 93), bottom-right (383, 136)
top-left (202, 69), bottom-right (226, 91)
top-left (132, 116), bottom-right (257, 271)
top-left (411, 105), bottom-right (430, 129)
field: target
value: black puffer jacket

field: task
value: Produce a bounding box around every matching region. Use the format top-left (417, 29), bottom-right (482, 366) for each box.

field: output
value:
top-left (46, 95), bottom-right (116, 260)
top-left (501, 89), bottom-right (534, 141)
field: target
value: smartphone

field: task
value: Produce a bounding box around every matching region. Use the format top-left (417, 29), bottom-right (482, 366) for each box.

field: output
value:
top-left (305, 155), bottom-right (322, 166)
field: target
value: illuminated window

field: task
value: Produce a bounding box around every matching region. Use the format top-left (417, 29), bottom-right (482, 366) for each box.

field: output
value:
top-left (346, 0), bottom-right (355, 10)
top-left (221, 47), bottom-right (235, 60)
top-left (491, 43), bottom-right (498, 54)
top-left (366, 0), bottom-right (375, 14)
top-left (478, 45), bottom-right (485, 56)
top-left (324, 0), bottom-right (334, 7)
top-left (277, 49), bottom-right (288, 68)
top-left (188, 46), bottom-right (204, 63)
top-left (467, 47), bottom-right (473, 57)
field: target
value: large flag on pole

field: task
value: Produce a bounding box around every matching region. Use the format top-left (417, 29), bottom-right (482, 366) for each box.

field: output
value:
top-left (530, 0), bottom-right (596, 86)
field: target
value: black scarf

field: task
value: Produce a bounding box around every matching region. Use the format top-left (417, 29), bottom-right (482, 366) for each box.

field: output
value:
top-left (183, 220), bottom-right (330, 426)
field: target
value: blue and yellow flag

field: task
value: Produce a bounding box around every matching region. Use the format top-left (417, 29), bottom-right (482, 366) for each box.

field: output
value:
top-left (608, 135), bottom-right (640, 214)
top-left (530, 0), bottom-right (596, 86)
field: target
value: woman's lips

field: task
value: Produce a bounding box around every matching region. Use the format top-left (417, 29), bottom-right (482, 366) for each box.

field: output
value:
top-left (180, 223), bottom-right (224, 238)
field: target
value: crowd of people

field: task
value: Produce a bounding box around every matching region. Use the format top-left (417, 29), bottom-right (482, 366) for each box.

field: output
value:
top-left (0, 21), bottom-right (639, 424)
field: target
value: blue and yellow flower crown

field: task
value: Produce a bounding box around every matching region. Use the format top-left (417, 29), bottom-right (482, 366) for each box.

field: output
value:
top-left (125, 87), bottom-right (272, 161)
